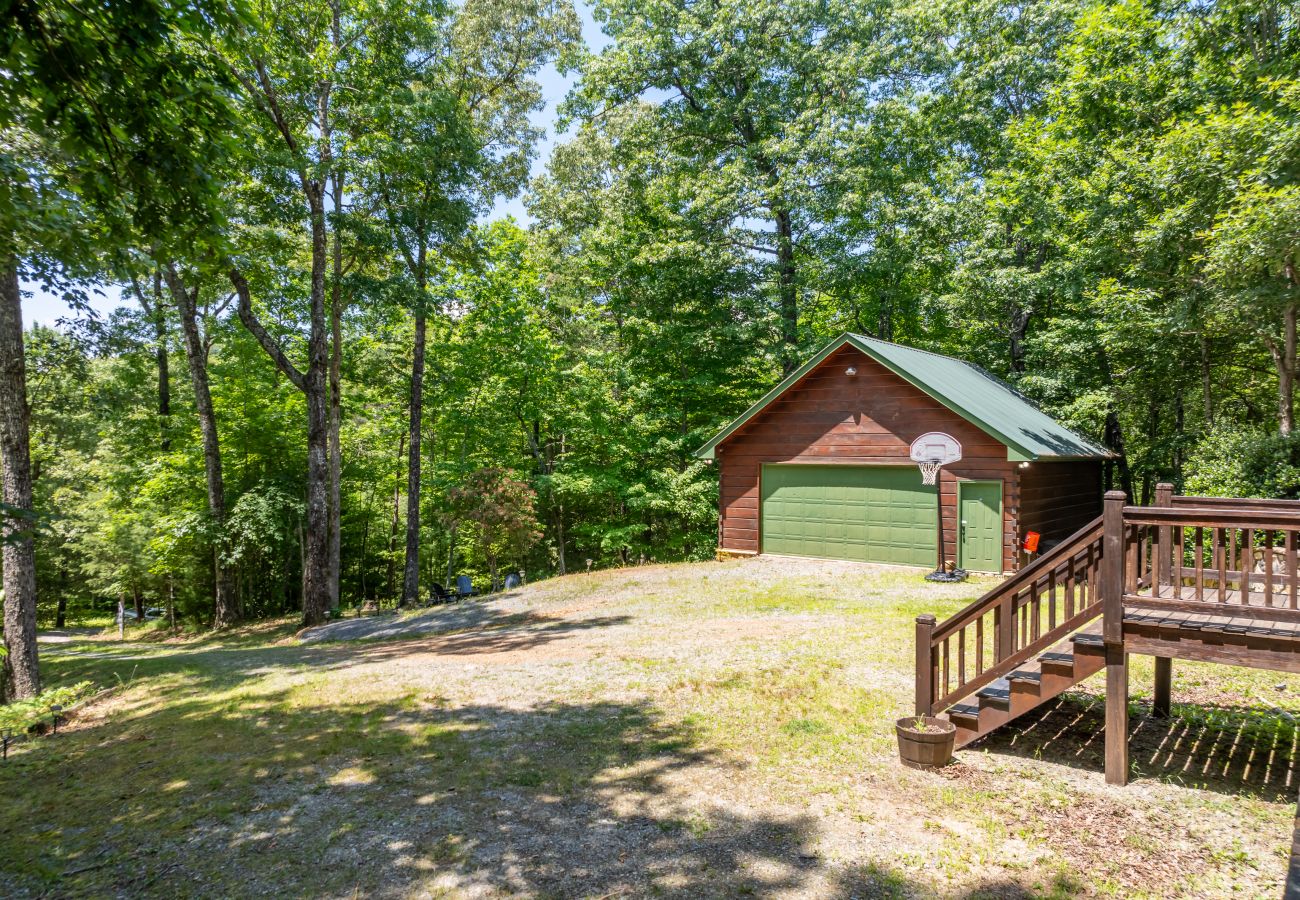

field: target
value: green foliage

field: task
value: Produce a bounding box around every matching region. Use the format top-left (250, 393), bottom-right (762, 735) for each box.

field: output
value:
top-left (0, 681), bottom-right (94, 733)
top-left (11, 0), bottom-right (1300, 636)
top-left (1185, 427), bottom-right (1300, 500)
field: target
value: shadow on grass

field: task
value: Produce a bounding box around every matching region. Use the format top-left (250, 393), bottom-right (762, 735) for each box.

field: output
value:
top-left (4, 608), bottom-right (1088, 899)
top-left (35, 607), bottom-right (636, 695)
top-left (970, 691), bottom-right (1300, 800)
top-left (2, 681), bottom-right (936, 898)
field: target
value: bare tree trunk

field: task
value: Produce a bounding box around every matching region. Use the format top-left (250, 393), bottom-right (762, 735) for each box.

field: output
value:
top-left (1265, 303), bottom-right (1297, 436)
top-left (1194, 335), bottom-right (1213, 427)
top-left (232, 48), bottom-right (336, 628)
top-left (774, 207), bottom-right (798, 373)
top-left (327, 171), bottom-right (344, 614)
top-left (1009, 306), bottom-right (1031, 375)
top-left (401, 307), bottom-right (426, 606)
top-left (152, 271), bottom-right (171, 450)
top-left (386, 431), bottom-right (405, 599)
top-left (1104, 407), bottom-right (1134, 499)
top-left (230, 182), bottom-right (331, 628)
top-left (165, 267), bottom-right (237, 627)
top-left (0, 256), bottom-right (39, 698)
top-left (302, 263), bottom-right (332, 626)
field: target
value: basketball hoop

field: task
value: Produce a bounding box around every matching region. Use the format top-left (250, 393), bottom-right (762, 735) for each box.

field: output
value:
top-left (909, 432), bottom-right (961, 477)
top-left (909, 433), bottom-right (966, 582)
top-left (918, 460), bottom-right (942, 485)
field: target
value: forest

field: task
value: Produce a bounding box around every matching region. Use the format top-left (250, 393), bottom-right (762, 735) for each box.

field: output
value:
top-left (0, 0), bottom-right (1297, 701)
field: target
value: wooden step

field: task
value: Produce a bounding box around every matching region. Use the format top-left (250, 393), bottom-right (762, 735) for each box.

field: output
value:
top-left (947, 626), bottom-right (1108, 749)
top-left (946, 703), bottom-right (980, 746)
top-left (1072, 630), bottom-right (1105, 651)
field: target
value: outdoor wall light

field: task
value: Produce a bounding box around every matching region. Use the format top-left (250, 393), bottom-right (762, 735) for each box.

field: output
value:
top-left (846, 366), bottom-right (858, 376)
top-left (1018, 461), bottom-right (1030, 469)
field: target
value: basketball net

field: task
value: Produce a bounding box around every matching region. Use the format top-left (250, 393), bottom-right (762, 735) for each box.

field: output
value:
top-left (919, 460), bottom-right (942, 485)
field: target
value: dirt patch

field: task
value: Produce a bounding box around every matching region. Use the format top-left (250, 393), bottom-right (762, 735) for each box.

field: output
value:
top-left (10, 557), bottom-right (1299, 898)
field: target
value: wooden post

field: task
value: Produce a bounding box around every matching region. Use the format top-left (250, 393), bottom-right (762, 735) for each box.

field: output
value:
top-left (997, 595), bottom-right (1014, 661)
top-left (1102, 489), bottom-right (1129, 785)
top-left (1102, 490), bottom-right (1126, 644)
top-left (1153, 483), bottom-right (1173, 716)
top-left (1106, 643), bottom-right (1130, 785)
top-left (1153, 656), bottom-right (1172, 717)
top-left (915, 614), bottom-right (936, 716)
top-left (1155, 482), bottom-right (1173, 598)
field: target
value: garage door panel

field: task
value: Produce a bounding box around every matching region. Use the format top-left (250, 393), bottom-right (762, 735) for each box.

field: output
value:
top-left (761, 464), bottom-right (936, 565)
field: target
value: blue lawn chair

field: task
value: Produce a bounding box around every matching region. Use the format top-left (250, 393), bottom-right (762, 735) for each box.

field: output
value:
top-left (455, 575), bottom-right (476, 599)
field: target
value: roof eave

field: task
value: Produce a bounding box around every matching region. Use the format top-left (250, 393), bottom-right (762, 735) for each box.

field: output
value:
top-left (694, 332), bottom-right (1116, 463)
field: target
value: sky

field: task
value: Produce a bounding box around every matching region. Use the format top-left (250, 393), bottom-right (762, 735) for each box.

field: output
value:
top-left (22, 0), bottom-right (610, 328)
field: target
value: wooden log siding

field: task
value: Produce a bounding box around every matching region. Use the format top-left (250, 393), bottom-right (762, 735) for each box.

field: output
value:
top-left (1019, 459), bottom-right (1105, 546)
top-left (717, 346), bottom-right (1022, 571)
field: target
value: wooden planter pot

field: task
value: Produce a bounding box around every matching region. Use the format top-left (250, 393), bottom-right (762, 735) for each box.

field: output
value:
top-left (895, 716), bottom-right (956, 770)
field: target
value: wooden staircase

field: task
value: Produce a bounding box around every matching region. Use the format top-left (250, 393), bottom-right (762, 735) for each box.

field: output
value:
top-left (915, 516), bottom-right (1107, 748)
top-left (918, 486), bottom-right (1300, 763)
top-left (944, 626), bottom-right (1105, 747)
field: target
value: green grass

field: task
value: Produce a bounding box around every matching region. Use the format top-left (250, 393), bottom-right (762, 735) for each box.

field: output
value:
top-left (2, 559), bottom-right (1298, 898)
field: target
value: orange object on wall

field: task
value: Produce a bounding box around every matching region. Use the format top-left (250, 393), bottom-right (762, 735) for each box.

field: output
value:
top-left (1023, 531), bottom-right (1041, 553)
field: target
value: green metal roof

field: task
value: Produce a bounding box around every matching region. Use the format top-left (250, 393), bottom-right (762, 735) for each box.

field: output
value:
top-left (694, 333), bottom-right (1114, 462)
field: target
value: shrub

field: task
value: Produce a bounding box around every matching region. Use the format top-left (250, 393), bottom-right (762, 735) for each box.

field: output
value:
top-left (1185, 426), bottom-right (1300, 499)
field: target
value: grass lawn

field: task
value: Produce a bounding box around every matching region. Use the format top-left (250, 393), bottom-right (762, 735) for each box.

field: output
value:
top-left (2, 556), bottom-right (1299, 897)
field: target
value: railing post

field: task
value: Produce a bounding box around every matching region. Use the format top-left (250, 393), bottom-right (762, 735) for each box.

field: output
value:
top-left (998, 595), bottom-right (1015, 661)
top-left (1102, 489), bottom-right (1130, 785)
top-left (1155, 482), bottom-right (1173, 597)
top-left (915, 614), bottom-right (936, 716)
top-left (1102, 490), bottom-right (1127, 644)
top-left (1152, 483), bottom-right (1174, 715)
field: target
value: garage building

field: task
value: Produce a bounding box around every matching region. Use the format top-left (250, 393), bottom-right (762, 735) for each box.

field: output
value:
top-left (695, 334), bottom-right (1113, 573)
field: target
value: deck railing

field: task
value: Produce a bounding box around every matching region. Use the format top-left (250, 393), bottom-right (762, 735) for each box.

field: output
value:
top-left (917, 486), bottom-right (1300, 718)
top-left (1118, 496), bottom-right (1300, 626)
top-left (915, 516), bottom-right (1104, 715)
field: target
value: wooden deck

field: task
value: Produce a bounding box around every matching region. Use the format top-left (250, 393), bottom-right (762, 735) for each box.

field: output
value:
top-left (918, 485), bottom-right (1300, 891)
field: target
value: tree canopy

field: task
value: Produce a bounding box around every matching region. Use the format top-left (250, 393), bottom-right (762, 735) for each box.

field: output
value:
top-left (1, 0), bottom-right (1298, 646)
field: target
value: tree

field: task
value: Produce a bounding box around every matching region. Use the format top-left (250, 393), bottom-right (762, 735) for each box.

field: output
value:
top-left (0, 0), bottom-right (237, 697)
top-left (360, 0), bottom-right (578, 606)
top-left (444, 468), bottom-right (541, 590)
top-left (222, 0), bottom-right (369, 625)
top-left (570, 0), bottom-right (915, 370)
top-left (163, 266), bottom-right (239, 626)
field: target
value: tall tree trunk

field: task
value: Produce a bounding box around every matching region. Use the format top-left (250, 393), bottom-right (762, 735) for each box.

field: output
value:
top-left (774, 206), bottom-right (798, 373)
top-left (1200, 335), bottom-right (1214, 426)
top-left (386, 431), bottom-right (405, 599)
top-left (151, 271), bottom-right (171, 451)
top-left (1008, 306), bottom-right (1031, 375)
top-left (230, 179), bottom-right (331, 627)
top-left (1267, 299), bottom-right (1298, 436)
top-left (0, 256), bottom-right (39, 698)
top-left (302, 193), bottom-right (332, 625)
top-left (1104, 407), bottom-right (1134, 500)
top-left (401, 307), bottom-right (426, 606)
top-left (327, 172), bottom-right (344, 613)
top-left (165, 267), bottom-right (237, 627)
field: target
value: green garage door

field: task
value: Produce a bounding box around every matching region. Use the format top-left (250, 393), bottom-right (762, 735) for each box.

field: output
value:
top-left (761, 464), bottom-right (937, 565)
